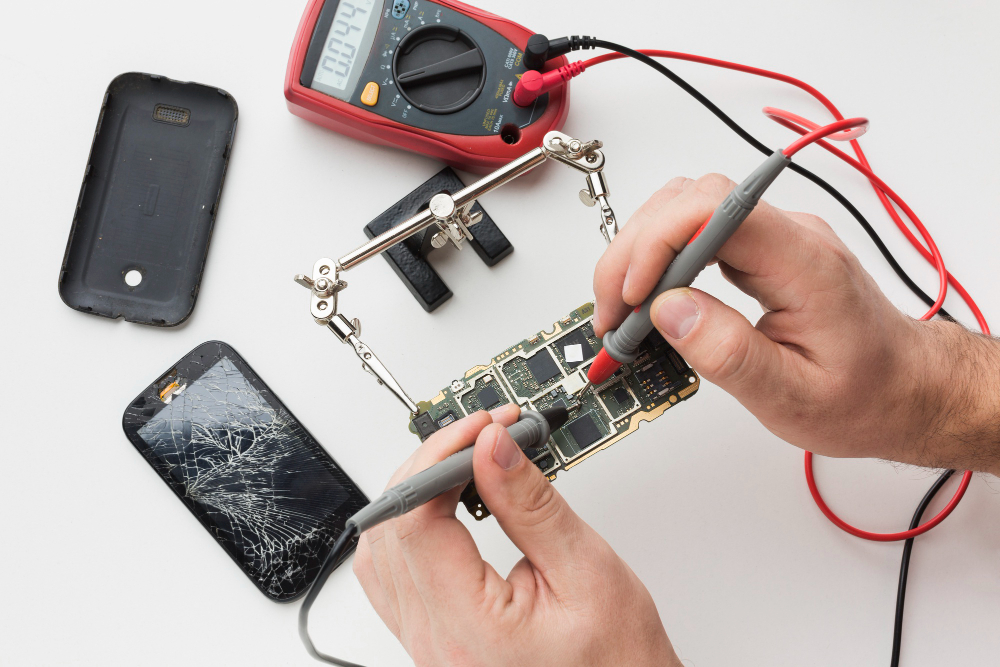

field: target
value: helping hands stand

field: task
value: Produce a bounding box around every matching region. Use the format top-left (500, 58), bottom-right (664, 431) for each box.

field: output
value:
top-left (294, 131), bottom-right (617, 415)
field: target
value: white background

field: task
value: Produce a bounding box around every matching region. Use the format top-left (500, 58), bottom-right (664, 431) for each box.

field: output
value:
top-left (2, 1), bottom-right (999, 665)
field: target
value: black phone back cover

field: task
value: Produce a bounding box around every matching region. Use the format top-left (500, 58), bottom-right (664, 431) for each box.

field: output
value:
top-left (58, 73), bottom-right (238, 326)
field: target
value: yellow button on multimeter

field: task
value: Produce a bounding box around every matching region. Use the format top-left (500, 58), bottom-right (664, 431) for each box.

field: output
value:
top-left (360, 82), bottom-right (379, 106)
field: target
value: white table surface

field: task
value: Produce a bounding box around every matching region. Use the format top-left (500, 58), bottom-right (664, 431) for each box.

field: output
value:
top-left (2, 1), bottom-right (999, 664)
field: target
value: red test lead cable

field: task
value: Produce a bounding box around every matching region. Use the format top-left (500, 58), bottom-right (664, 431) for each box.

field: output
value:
top-left (759, 111), bottom-right (976, 539)
top-left (804, 452), bottom-right (971, 541)
top-left (762, 107), bottom-right (974, 539)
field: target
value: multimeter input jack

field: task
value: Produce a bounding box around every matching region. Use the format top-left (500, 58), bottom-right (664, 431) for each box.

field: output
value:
top-left (500, 123), bottom-right (521, 145)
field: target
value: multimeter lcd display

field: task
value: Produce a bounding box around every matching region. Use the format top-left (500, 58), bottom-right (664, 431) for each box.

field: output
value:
top-left (310, 0), bottom-right (381, 100)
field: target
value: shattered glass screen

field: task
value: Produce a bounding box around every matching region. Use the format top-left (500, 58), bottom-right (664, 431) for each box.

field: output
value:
top-left (133, 354), bottom-right (367, 601)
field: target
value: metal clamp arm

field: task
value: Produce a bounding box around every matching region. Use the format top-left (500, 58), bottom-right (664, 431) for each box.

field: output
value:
top-left (328, 313), bottom-right (420, 416)
top-left (580, 171), bottom-right (619, 244)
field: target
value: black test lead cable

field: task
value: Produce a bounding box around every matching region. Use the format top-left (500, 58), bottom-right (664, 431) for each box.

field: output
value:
top-left (891, 469), bottom-right (955, 667)
top-left (555, 37), bottom-right (952, 321)
top-left (299, 525), bottom-right (363, 667)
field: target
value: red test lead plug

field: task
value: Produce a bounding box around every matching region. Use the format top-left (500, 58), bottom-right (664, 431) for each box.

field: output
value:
top-left (513, 61), bottom-right (587, 107)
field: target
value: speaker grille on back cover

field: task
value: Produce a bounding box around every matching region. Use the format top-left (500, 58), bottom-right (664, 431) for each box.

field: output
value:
top-left (152, 104), bottom-right (190, 126)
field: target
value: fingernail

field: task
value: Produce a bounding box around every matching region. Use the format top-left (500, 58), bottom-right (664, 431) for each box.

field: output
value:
top-left (653, 290), bottom-right (700, 339)
top-left (622, 265), bottom-right (632, 296)
top-left (592, 302), bottom-right (602, 330)
top-left (488, 404), bottom-right (512, 420)
top-left (491, 429), bottom-right (522, 470)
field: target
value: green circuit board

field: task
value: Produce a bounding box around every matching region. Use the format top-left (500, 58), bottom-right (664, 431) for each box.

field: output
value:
top-left (409, 302), bottom-right (700, 519)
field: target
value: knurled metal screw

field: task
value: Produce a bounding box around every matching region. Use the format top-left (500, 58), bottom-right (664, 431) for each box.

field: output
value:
top-left (429, 193), bottom-right (457, 220)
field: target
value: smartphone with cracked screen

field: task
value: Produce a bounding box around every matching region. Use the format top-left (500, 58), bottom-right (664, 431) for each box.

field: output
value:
top-left (122, 341), bottom-right (368, 601)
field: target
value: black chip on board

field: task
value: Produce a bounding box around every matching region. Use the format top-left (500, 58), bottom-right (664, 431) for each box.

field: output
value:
top-left (411, 412), bottom-right (440, 441)
top-left (535, 455), bottom-right (555, 472)
top-left (559, 329), bottom-right (596, 367)
top-left (667, 349), bottom-right (689, 374)
top-left (524, 443), bottom-right (548, 459)
top-left (526, 351), bottom-right (561, 384)
top-left (477, 385), bottom-right (502, 410)
top-left (567, 413), bottom-right (603, 450)
top-left (613, 387), bottom-right (630, 405)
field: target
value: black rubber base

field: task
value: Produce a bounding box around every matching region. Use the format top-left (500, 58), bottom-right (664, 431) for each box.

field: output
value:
top-left (363, 167), bottom-right (513, 312)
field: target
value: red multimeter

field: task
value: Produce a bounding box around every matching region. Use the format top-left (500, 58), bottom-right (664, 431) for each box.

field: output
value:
top-left (284, 0), bottom-right (570, 172)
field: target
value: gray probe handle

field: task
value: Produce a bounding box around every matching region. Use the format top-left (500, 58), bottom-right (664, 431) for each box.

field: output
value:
top-left (601, 151), bottom-right (791, 363)
top-left (347, 410), bottom-right (551, 534)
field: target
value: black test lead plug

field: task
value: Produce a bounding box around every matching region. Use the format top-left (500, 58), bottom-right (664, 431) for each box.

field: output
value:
top-left (299, 406), bottom-right (569, 666)
top-left (522, 34), bottom-right (590, 71)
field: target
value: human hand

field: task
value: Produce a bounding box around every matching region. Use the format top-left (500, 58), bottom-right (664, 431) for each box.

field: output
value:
top-left (353, 406), bottom-right (681, 666)
top-left (594, 174), bottom-right (997, 473)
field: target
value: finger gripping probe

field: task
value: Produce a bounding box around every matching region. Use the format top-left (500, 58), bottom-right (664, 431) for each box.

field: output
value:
top-left (587, 151), bottom-right (791, 385)
top-left (299, 407), bottom-right (569, 667)
top-left (347, 407), bottom-right (569, 534)
top-left (298, 407), bottom-right (570, 666)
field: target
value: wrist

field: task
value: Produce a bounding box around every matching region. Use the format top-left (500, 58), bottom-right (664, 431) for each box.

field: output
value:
top-left (905, 320), bottom-right (1000, 475)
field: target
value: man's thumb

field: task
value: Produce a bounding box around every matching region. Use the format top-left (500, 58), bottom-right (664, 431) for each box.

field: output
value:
top-left (650, 287), bottom-right (785, 396)
top-left (472, 423), bottom-right (593, 572)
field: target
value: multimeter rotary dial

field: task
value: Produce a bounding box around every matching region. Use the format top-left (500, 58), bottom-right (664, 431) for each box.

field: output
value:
top-left (392, 25), bottom-right (486, 114)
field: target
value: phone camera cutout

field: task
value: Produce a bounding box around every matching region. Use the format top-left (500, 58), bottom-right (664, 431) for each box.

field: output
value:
top-left (158, 381), bottom-right (187, 403)
top-left (124, 269), bottom-right (143, 287)
top-left (156, 370), bottom-right (188, 403)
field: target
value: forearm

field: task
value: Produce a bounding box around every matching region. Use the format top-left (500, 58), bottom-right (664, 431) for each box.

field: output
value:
top-left (909, 320), bottom-right (1000, 475)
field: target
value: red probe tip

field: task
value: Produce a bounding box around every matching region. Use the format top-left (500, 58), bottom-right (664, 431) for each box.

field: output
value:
top-left (587, 348), bottom-right (622, 385)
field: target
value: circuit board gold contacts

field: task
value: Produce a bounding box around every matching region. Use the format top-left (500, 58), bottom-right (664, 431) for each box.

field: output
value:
top-left (408, 302), bottom-right (700, 519)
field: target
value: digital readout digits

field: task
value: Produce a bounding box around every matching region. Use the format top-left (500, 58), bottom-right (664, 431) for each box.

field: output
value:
top-left (314, 1), bottom-right (378, 94)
